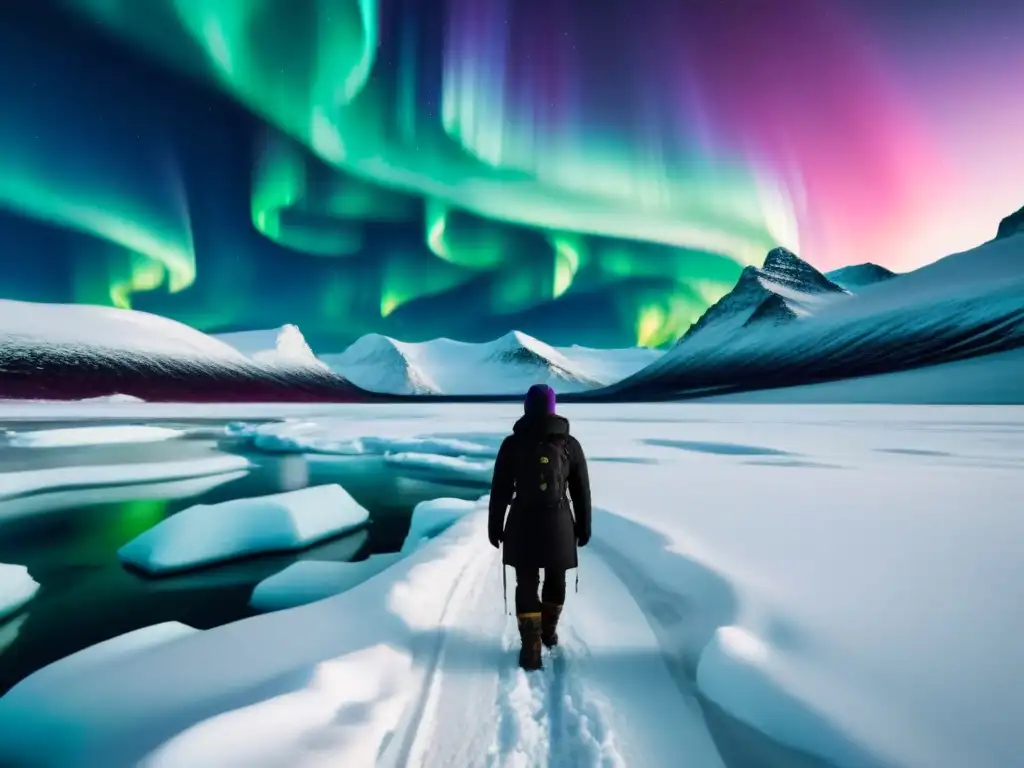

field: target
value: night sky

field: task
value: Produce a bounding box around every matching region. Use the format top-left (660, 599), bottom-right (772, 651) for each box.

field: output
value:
top-left (0, 0), bottom-right (1019, 350)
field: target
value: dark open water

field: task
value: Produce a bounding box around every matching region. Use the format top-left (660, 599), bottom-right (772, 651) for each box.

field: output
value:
top-left (0, 420), bottom-right (490, 695)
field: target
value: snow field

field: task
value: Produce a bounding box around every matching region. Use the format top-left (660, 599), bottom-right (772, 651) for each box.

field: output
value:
top-left (0, 403), bottom-right (1019, 768)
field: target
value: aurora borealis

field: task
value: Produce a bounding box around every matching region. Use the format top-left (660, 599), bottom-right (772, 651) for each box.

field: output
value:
top-left (0, 2), bottom-right (1020, 349)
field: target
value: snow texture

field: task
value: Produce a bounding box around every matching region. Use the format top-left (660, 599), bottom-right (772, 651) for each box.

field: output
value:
top-left (0, 456), bottom-right (251, 502)
top-left (0, 404), bottom-right (1019, 768)
top-left (0, 563), bottom-right (39, 622)
top-left (4, 425), bottom-right (184, 448)
top-left (323, 330), bottom-right (652, 395)
top-left (249, 555), bottom-right (403, 612)
top-left (117, 485), bottom-right (370, 575)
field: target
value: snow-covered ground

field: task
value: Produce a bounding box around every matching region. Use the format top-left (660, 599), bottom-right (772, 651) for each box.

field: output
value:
top-left (0, 402), bottom-right (1019, 767)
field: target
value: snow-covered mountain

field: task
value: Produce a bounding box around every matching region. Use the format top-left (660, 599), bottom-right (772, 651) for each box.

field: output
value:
top-left (996, 205), bottom-right (1024, 240)
top-left (324, 331), bottom-right (657, 395)
top-left (611, 224), bottom-right (1024, 397)
top-left (321, 334), bottom-right (442, 395)
top-left (0, 301), bottom-right (364, 402)
top-left (675, 247), bottom-right (849, 345)
top-left (825, 263), bottom-right (898, 292)
top-left (215, 325), bottom-right (328, 372)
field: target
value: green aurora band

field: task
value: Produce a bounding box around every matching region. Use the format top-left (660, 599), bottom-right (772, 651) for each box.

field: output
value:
top-left (16, 0), bottom-right (802, 345)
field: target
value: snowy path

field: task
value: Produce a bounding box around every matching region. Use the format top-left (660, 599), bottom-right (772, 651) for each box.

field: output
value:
top-left (396, 545), bottom-right (723, 767)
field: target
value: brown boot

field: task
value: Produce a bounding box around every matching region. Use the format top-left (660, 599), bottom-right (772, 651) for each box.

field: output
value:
top-left (516, 612), bottom-right (543, 671)
top-left (540, 602), bottom-right (562, 648)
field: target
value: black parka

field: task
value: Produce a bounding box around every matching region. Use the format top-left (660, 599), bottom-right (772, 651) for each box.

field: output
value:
top-left (488, 413), bottom-right (592, 570)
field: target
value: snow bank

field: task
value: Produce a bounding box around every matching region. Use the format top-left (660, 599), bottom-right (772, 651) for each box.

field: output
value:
top-left (249, 555), bottom-right (403, 612)
top-left (401, 497), bottom-right (478, 552)
top-left (118, 485), bottom-right (370, 575)
top-left (0, 507), bottom-right (491, 767)
top-left (0, 563), bottom-right (39, 621)
top-left (0, 455), bottom-right (251, 501)
top-left (5, 425), bottom-right (184, 448)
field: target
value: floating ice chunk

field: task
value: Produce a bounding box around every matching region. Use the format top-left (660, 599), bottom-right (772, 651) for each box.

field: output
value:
top-left (0, 614), bottom-right (27, 655)
top-left (249, 555), bottom-right (403, 612)
top-left (78, 393), bottom-right (145, 404)
top-left (118, 485), bottom-right (370, 575)
top-left (0, 456), bottom-right (251, 501)
top-left (0, 563), bottom-right (39, 621)
top-left (384, 453), bottom-right (494, 484)
top-left (227, 421), bottom-right (501, 459)
top-left (401, 497), bottom-right (478, 552)
top-left (5, 425), bottom-right (184, 448)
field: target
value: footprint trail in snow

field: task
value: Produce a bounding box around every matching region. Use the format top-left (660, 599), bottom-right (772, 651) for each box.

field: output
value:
top-left (487, 618), bottom-right (623, 768)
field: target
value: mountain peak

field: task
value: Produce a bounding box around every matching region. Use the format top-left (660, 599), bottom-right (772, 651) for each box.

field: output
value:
top-left (762, 246), bottom-right (802, 271)
top-left (996, 205), bottom-right (1024, 240)
top-left (674, 247), bottom-right (847, 346)
top-left (760, 247), bottom-right (847, 295)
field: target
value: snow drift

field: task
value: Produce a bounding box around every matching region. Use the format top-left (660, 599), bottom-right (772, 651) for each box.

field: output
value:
top-left (0, 300), bottom-right (366, 402)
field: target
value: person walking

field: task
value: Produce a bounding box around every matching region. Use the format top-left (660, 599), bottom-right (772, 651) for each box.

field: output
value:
top-left (488, 383), bottom-right (592, 671)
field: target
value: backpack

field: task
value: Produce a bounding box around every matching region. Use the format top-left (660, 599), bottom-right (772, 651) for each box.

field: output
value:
top-left (515, 435), bottom-right (570, 509)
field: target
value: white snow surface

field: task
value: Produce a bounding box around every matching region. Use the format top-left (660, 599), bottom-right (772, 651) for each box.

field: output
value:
top-left (0, 299), bottom-right (250, 362)
top-left (249, 555), bottom-right (403, 612)
top-left (0, 403), bottom-right (1020, 768)
top-left (0, 455), bottom-right (251, 503)
top-left (0, 563), bottom-right (39, 622)
top-left (214, 325), bottom-right (328, 371)
top-left (118, 484), bottom-right (370, 575)
top-left (323, 330), bottom-right (644, 394)
top-left (4, 425), bottom-right (185, 448)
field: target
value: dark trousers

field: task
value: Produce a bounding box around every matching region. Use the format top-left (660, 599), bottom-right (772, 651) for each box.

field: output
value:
top-left (514, 567), bottom-right (566, 614)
